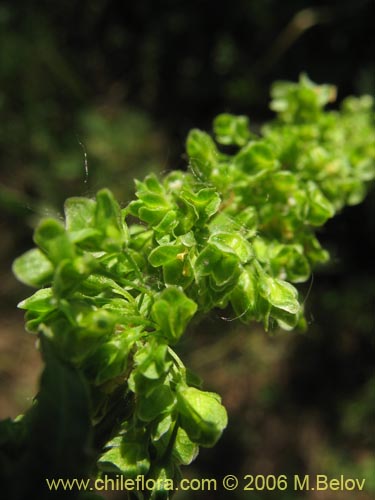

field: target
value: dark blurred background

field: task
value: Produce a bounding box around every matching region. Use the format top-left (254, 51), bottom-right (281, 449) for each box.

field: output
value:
top-left (0, 1), bottom-right (374, 499)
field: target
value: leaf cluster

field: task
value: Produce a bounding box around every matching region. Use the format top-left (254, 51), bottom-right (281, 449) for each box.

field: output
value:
top-left (2, 75), bottom-right (374, 499)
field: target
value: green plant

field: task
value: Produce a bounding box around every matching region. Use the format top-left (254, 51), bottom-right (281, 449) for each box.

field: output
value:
top-left (1, 75), bottom-right (374, 499)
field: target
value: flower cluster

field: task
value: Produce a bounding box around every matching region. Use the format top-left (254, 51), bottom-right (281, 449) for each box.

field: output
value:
top-left (12, 75), bottom-right (374, 499)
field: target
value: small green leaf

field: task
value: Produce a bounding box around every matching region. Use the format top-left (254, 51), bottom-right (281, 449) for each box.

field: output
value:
top-left (95, 188), bottom-right (128, 250)
top-left (306, 181), bottom-right (335, 225)
top-left (162, 258), bottom-right (194, 288)
top-left (178, 188), bottom-right (221, 223)
top-left (196, 243), bottom-right (241, 291)
top-left (173, 427), bottom-right (199, 465)
top-left (34, 219), bottom-right (75, 265)
top-left (258, 273), bottom-right (300, 328)
top-left (77, 309), bottom-right (117, 339)
top-left (269, 244), bottom-right (310, 283)
top-left (194, 243), bottom-right (224, 274)
top-left (86, 328), bottom-right (141, 384)
top-left (137, 384), bottom-right (175, 422)
top-left (186, 129), bottom-right (218, 179)
top-left (234, 141), bottom-right (278, 175)
top-left (144, 173), bottom-right (166, 194)
top-left (139, 206), bottom-right (169, 226)
top-left (153, 210), bottom-right (179, 234)
top-left (64, 196), bottom-right (102, 247)
top-left (13, 248), bottom-right (54, 287)
top-left (18, 288), bottom-right (54, 312)
top-left (214, 113), bottom-right (251, 146)
top-left (230, 269), bottom-right (257, 322)
top-left (177, 385), bottom-right (228, 447)
top-left (272, 171), bottom-right (299, 192)
top-left (270, 74), bottom-right (336, 123)
top-left (148, 462), bottom-right (178, 500)
top-left (149, 244), bottom-right (183, 267)
top-left (53, 255), bottom-right (97, 297)
top-left (99, 432), bottom-right (150, 478)
top-left (302, 234), bottom-right (330, 265)
top-left (209, 232), bottom-right (253, 263)
top-left (152, 414), bottom-right (173, 442)
top-left (129, 342), bottom-right (172, 395)
top-left (80, 273), bottom-right (131, 299)
top-left (64, 197), bottom-right (96, 232)
top-left (151, 287), bottom-right (197, 343)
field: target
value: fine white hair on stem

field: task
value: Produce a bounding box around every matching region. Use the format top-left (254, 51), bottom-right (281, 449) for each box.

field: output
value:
top-left (76, 135), bottom-right (89, 184)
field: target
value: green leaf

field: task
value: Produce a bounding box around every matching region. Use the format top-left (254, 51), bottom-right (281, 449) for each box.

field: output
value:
top-left (53, 254), bottom-right (97, 297)
top-left (151, 414), bottom-right (173, 442)
top-left (18, 288), bottom-right (54, 312)
top-left (95, 188), bottom-right (128, 250)
top-left (13, 248), bottom-right (54, 287)
top-left (144, 173), bottom-right (166, 194)
top-left (128, 175), bottom-right (173, 228)
top-left (306, 181), bottom-right (335, 225)
top-left (186, 129), bottom-right (218, 179)
top-left (162, 258), bottom-right (194, 288)
top-left (129, 341), bottom-right (172, 395)
top-left (213, 113), bottom-right (251, 146)
top-left (79, 273), bottom-right (132, 299)
top-left (151, 287), bottom-right (197, 343)
top-left (269, 244), bottom-right (310, 283)
top-left (99, 431), bottom-right (150, 478)
top-left (177, 385), bottom-right (228, 447)
top-left (77, 309), bottom-right (117, 339)
top-left (230, 269), bottom-right (257, 322)
top-left (209, 231), bottom-right (253, 263)
top-left (195, 243), bottom-right (227, 274)
top-left (85, 335), bottom-right (132, 384)
top-left (137, 384), bottom-right (175, 422)
top-left (258, 273), bottom-right (300, 328)
top-left (173, 427), bottom-right (199, 465)
top-left (173, 197), bottom-right (199, 234)
top-left (139, 205), bottom-right (170, 226)
top-left (153, 210), bottom-right (179, 234)
top-left (272, 171), bottom-right (299, 192)
top-left (64, 197), bottom-right (101, 247)
top-left (234, 141), bottom-right (278, 175)
top-left (235, 207), bottom-right (258, 234)
top-left (195, 243), bottom-right (241, 292)
top-left (302, 233), bottom-right (330, 265)
top-left (34, 218), bottom-right (75, 265)
top-left (148, 462), bottom-right (179, 500)
top-left (178, 188), bottom-right (221, 223)
top-left (270, 74), bottom-right (336, 123)
top-left (345, 178), bottom-right (367, 206)
top-left (64, 196), bottom-right (96, 231)
top-left (149, 244), bottom-right (183, 267)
